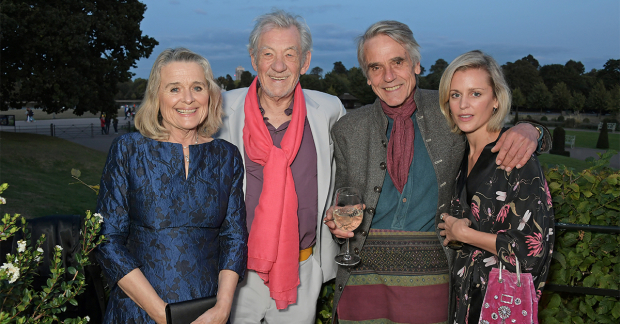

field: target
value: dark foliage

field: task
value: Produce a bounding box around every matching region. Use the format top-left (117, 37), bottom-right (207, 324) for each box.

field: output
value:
top-left (1, 0), bottom-right (158, 115)
top-left (596, 121), bottom-right (609, 149)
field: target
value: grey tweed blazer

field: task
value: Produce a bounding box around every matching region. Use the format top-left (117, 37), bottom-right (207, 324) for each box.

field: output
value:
top-left (330, 88), bottom-right (464, 321)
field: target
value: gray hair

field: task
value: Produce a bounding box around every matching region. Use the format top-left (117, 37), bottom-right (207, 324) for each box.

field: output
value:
top-left (135, 47), bottom-right (222, 140)
top-left (248, 10), bottom-right (312, 66)
top-left (357, 20), bottom-right (421, 78)
top-left (438, 50), bottom-right (511, 134)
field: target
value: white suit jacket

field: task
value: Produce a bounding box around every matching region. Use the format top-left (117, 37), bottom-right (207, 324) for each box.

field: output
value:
top-left (215, 87), bottom-right (346, 283)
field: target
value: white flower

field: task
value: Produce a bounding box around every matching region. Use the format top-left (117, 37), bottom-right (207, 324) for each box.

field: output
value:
top-left (84, 316), bottom-right (90, 322)
top-left (1, 262), bottom-right (20, 283)
top-left (0, 196), bottom-right (5, 204)
top-left (457, 266), bottom-right (465, 277)
top-left (55, 245), bottom-right (63, 252)
top-left (35, 247), bottom-right (44, 262)
top-left (93, 213), bottom-right (104, 224)
top-left (496, 191), bottom-right (507, 201)
top-left (17, 240), bottom-right (26, 253)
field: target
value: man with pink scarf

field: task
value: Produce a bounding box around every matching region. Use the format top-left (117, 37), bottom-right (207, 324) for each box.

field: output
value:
top-left (215, 10), bottom-right (346, 324)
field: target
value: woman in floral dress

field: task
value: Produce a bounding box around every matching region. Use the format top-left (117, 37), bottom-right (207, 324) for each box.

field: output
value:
top-left (437, 50), bottom-right (554, 324)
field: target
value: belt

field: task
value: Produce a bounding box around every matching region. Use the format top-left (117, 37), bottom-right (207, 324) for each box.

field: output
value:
top-left (299, 246), bottom-right (313, 262)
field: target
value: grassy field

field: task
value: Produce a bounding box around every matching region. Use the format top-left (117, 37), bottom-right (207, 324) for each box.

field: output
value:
top-left (0, 131), bottom-right (107, 218)
top-left (538, 153), bottom-right (593, 172)
top-left (564, 130), bottom-right (620, 151)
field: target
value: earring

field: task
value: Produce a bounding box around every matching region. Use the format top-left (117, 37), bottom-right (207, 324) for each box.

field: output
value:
top-left (493, 107), bottom-right (498, 115)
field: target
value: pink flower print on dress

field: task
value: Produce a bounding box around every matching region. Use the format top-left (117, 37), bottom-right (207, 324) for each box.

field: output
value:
top-left (472, 250), bottom-right (481, 260)
top-left (526, 232), bottom-right (543, 257)
top-left (544, 180), bottom-right (552, 206)
top-left (471, 202), bottom-right (480, 220)
top-left (497, 204), bottom-right (510, 223)
top-left (507, 253), bottom-right (517, 266)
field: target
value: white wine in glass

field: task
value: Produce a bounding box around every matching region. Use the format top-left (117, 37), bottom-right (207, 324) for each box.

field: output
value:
top-left (333, 187), bottom-right (363, 266)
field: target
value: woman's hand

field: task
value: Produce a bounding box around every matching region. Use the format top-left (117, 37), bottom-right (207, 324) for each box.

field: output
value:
top-left (191, 303), bottom-right (230, 324)
top-left (437, 213), bottom-right (471, 246)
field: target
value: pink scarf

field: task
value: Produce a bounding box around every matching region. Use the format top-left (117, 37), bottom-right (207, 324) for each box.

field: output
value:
top-left (380, 91), bottom-right (417, 193)
top-left (243, 77), bottom-right (306, 309)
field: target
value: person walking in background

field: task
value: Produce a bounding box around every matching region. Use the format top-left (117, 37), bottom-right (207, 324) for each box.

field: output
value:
top-left (113, 116), bottom-right (119, 134)
top-left (100, 116), bottom-right (106, 135)
top-left (104, 114), bottom-right (111, 134)
top-left (26, 108), bottom-right (35, 122)
top-left (216, 10), bottom-right (345, 324)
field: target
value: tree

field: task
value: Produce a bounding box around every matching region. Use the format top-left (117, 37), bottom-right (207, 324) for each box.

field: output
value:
top-left (324, 71), bottom-right (349, 97)
top-left (609, 84), bottom-right (620, 115)
top-left (527, 82), bottom-right (552, 114)
top-left (512, 88), bottom-right (526, 123)
top-left (597, 59), bottom-right (620, 90)
top-left (239, 71), bottom-right (254, 88)
top-left (423, 58), bottom-right (448, 90)
top-left (347, 67), bottom-right (376, 105)
top-left (571, 91), bottom-right (586, 113)
top-left (300, 74), bottom-right (325, 92)
top-left (332, 61), bottom-right (348, 75)
top-left (310, 66), bottom-right (324, 77)
top-left (1, 1), bottom-right (158, 115)
top-left (225, 74), bottom-right (236, 90)
top-left (503, 56), bottom-right (543, 94)
top-left (523, 54), bottom-right (540, 69)
top-left (551, 82), bottom-right (572, 111)
top-left (587, 80), bottom-right (611, 116)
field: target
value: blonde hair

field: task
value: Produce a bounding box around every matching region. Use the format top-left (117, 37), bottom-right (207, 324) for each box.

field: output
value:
top-left (135, 48), bottom-right (222, 140)
top-left (439, 50), bottom-right (511, 134)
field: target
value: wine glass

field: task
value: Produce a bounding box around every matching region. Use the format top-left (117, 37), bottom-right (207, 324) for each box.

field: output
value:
top-left (332, 187), bottom-right (363, 266)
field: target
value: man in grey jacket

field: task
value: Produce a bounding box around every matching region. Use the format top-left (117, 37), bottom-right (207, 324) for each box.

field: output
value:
top-left (325, 20), bottom-right (549, 323)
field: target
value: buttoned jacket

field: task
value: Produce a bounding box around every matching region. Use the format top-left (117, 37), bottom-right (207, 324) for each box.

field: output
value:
top-left (330, 88), bottom-right (463, 320)
top-left (215, 87), bottom-right (346, 283)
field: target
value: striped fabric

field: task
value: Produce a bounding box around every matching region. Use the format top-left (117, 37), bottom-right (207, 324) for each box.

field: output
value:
top-left (337, 230), bottom-right (449, 324)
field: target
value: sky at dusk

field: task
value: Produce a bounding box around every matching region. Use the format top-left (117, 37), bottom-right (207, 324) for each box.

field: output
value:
top-left (130, 0), bottom-right (620, 80)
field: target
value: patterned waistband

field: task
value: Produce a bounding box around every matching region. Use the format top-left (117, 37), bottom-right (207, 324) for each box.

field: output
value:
top-left (352, 229), bottom-right (448, 276)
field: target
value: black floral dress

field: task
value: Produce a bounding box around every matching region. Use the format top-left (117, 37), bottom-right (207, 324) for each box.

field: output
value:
top-left (95, 133), bottom-right (248, 323)
top-left (451, 133), bottom-right (554, 324)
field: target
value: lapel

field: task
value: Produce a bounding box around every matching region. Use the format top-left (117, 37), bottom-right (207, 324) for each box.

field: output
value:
top-left (304, 91), bottom-right (330, 224)
top-left (226, 89), bottom-right (249, 191)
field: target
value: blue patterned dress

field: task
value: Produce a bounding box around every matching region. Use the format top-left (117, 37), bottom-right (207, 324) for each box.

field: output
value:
top-left (95, 132), bottom-right (248, 323)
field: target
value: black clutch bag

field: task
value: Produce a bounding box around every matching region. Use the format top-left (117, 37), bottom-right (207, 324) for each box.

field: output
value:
top-left (165, 296), bottom-right (217, 324)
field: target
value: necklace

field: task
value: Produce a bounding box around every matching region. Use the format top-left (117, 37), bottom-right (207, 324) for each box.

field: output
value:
top-left (182, 135), bottom-right (199, 163)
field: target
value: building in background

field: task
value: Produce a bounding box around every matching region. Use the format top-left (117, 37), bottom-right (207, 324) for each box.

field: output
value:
top-left (235, 66), bottom-right (245, 81)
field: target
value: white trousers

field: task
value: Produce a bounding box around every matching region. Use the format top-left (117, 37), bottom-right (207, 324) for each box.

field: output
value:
top-left (230, 255), bottom-right (323, 324)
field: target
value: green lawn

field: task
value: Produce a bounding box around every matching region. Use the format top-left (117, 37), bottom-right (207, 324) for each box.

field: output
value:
top-left (564, 130), bottom-right (620, 151)
top-left (0, 131), bottom-right (107, 218)
top-left (538, 153), bottom-right (593, 172)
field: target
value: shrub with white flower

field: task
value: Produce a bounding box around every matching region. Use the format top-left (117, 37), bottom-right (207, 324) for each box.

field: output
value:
top-left (0, 183), bottom-right (104, 324)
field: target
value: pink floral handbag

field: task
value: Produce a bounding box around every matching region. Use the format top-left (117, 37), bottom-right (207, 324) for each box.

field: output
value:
top-left (479, 257), bottom-right (538, 324)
